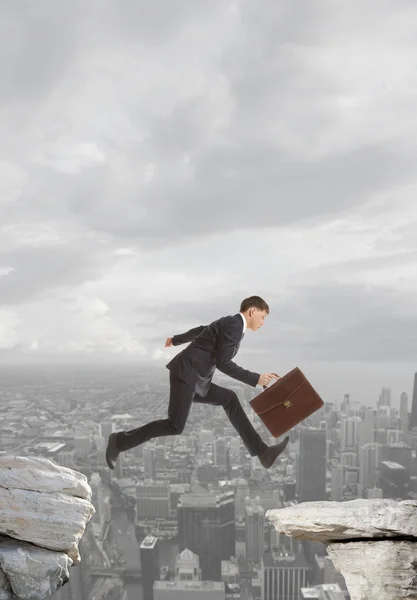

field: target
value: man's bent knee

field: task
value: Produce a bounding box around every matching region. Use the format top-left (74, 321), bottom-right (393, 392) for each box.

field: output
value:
top-left (167, 419), bottom-right (185, 435)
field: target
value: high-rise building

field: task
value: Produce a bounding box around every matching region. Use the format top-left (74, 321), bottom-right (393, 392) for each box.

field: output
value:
top-left (170, 483), bottom-right (191, 514)
top-left (340, 416), bottom-right (361, 451)
top-left (140, 535), bottom-right (159, 600)
top-left (283, 476), bottom-right (296, 502)
top-left (381, 442), bottom-right (412, 472)
top-left (73, 435), bottom-right (91, 460)
top-left (89, 472), bottom-right (110, 538)
top-left (99, 421), bottom-right (114, 439)
top-left (331, 464), bottom-right (343, 501)
top-left (378, 386), bottom-right (391, 408)
top-left (400, 392), bottom-right (409, 432)
top-left (214, 438), bottom-right (227, 466)
top-left (143, 447), bottom-right (156, 480)
top-left (177, 491), bottom-right (235, 580)
top-left (358, 443), bottom-right (380, 497)
top-left (357, 420), bottom-right (374, 448)
top-left (380, 461), bottom-right (409, 499)
top-left (261, 549), bottom-right (309, 600)
top-left (409, 373), bottom-right (417, 431)
top-left (234, 479), bottom-right (250, 516)
top-left (341, 394), bottom-right (350, 414)
top-left (57, 449), bottom-right (75, 469)
top-left (387, 429), bottom-right (404, 444)
top-left (341, 451), bottom-right (357, 468)
top-left (245, 497), bottom-right (265, 564)
top-left (298, 428), bottom-right (326, 502)
top-left (136, 482), bottom-right (170, 519)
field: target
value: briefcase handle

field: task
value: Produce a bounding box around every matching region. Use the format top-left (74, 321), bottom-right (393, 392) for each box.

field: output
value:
top-left (262, 372), bottom-right (280, 390)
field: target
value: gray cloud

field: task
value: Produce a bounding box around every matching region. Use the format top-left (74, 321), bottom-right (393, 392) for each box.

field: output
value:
top-left (0, 2), bottom-right (81, 102)
top-left (0, 240), bottom-right (110, 305)
top-left (2, 0), bottom-right (416, 250)
top-left (1, 0), bottom-right (417, 389)
top-left (267, 281), bottom-right (417, 362)
top-left (26, 138), bottom-right (415, 253)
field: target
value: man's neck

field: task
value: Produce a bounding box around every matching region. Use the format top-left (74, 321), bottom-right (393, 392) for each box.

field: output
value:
top-left (239, 312), bottom-right (247, 333)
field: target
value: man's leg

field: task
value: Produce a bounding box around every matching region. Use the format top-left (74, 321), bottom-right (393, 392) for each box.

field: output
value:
top-left (115, 373), bottom-right (194, 452)
top-left (193, 382), bottom-right (268, 457)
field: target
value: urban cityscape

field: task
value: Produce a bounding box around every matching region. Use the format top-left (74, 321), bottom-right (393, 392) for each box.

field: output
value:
top-left (1, 361), bottom-right (416, 600)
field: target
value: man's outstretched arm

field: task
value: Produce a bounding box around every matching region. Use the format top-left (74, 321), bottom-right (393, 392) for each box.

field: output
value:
top-left (171, 325), bottom-right (206, 346)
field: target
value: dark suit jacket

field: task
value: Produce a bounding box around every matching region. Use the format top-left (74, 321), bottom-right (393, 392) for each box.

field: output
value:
top-left (165, 313), bottom-right (260, 396)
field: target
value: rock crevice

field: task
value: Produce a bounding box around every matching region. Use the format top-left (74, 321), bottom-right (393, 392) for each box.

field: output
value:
top-left (0, 456), bottom-right (95, 600)
top-left (266, 498), bottom-right (417, 600)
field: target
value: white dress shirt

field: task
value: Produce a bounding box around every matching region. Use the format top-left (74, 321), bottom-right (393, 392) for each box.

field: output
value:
top-left (239, 312), bottom-right (247, 336)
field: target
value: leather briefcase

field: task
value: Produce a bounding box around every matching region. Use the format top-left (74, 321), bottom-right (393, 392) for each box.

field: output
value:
top-left (249, 367), bottom-right (324, 438)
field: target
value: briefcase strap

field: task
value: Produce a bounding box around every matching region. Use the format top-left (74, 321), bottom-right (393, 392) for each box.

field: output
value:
top-left (257, 380), bottom-right (307, 416)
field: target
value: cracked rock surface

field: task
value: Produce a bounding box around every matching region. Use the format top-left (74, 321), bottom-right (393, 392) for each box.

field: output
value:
top-left (266, 498), bottom-right (416, 542)
top-left (266, 499), bottom-right (417, 600)
top-left (0, 537), bottom-right (72, 600)
top-left (0, 456), bottom-right (95, 600)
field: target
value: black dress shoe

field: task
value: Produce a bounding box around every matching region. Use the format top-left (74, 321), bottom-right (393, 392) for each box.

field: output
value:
top-left (106, 432), bottom-right (120, 470)
top-left (258, 435), bottom-right (290, 469)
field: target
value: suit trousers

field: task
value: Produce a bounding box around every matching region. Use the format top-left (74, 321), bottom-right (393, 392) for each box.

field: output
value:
top-left (115, 371), bottom-right (268, 457)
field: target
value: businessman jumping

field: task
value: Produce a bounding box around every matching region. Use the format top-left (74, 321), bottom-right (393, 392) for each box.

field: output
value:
top-left (106, 295), bottom-right (289, 470)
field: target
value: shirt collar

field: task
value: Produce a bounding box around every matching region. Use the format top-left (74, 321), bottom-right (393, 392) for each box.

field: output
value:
top-left (239, 312), bottom-right (247, 334)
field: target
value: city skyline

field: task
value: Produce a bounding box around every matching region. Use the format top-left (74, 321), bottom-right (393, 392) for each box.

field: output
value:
top-left (1, 359), bottom-right (415, 600)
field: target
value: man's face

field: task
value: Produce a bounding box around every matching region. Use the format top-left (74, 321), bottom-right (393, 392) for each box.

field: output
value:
top-left (251, 309), bottom-right (268, 330)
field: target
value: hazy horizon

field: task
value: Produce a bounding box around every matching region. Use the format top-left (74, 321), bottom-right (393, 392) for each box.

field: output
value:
top-left (1, 358), bottom-right (415, 410)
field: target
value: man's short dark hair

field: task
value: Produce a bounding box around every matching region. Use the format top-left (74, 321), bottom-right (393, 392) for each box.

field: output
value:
top-left (240, 296), bottom-right (269, 314)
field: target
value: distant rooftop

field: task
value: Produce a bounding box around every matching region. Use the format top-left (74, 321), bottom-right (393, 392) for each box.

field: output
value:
top-left (178, 491), bottom-right (234, 508)
top-left (111, 414), bottom-right (134, 420)
top-left (33, 442), bottom-right (67, 453)
top-left (263, 549), bottom-right (309, 570)
top-left (154, 581), bottom-right (224, 591)
top-left (380, 460), bottom-right (406, 470)
top-left (140, 535), bottom-right (158, 549)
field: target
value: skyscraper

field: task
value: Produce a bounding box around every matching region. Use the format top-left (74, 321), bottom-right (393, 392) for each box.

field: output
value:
top-left (140, 535), bottom-right (160, 600)
top-left (358, 443), bottom-right (380, 497)
top-left (214, 438), bottom-right (227, 466)
top-left (298, 428), bottom-right (326, 502)
top-left (409, 372), bottom-right (417, 431)
top-left (340, 416), bottom-right (361, 452)
top-left (245, 496), bottom-right (265, 564)
top-left (378, 386), bottom-right (391, 408)
top-left (177, 491), bottom-right (235, 580)
top-left (261, 549), bottom-right (309, 600)
top-left (143, 447), bottom-right (156, 480)
top-left (400, 392), bottom-right (409, 432)
top-left (136, 482), bottom-right (170, 519)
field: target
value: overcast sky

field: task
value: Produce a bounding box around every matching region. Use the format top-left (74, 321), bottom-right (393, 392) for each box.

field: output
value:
top-left (1, 0), bottom-right (417, 407)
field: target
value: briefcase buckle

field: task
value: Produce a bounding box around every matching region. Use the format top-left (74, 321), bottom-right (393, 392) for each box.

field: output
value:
top-left (283, 400), bottom-right (292, 408)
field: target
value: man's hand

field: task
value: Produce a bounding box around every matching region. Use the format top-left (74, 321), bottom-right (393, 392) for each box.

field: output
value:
top-left (258, 373), bottom-right (280, 387)
top-left (164, 337), bottom-right (174, 347)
